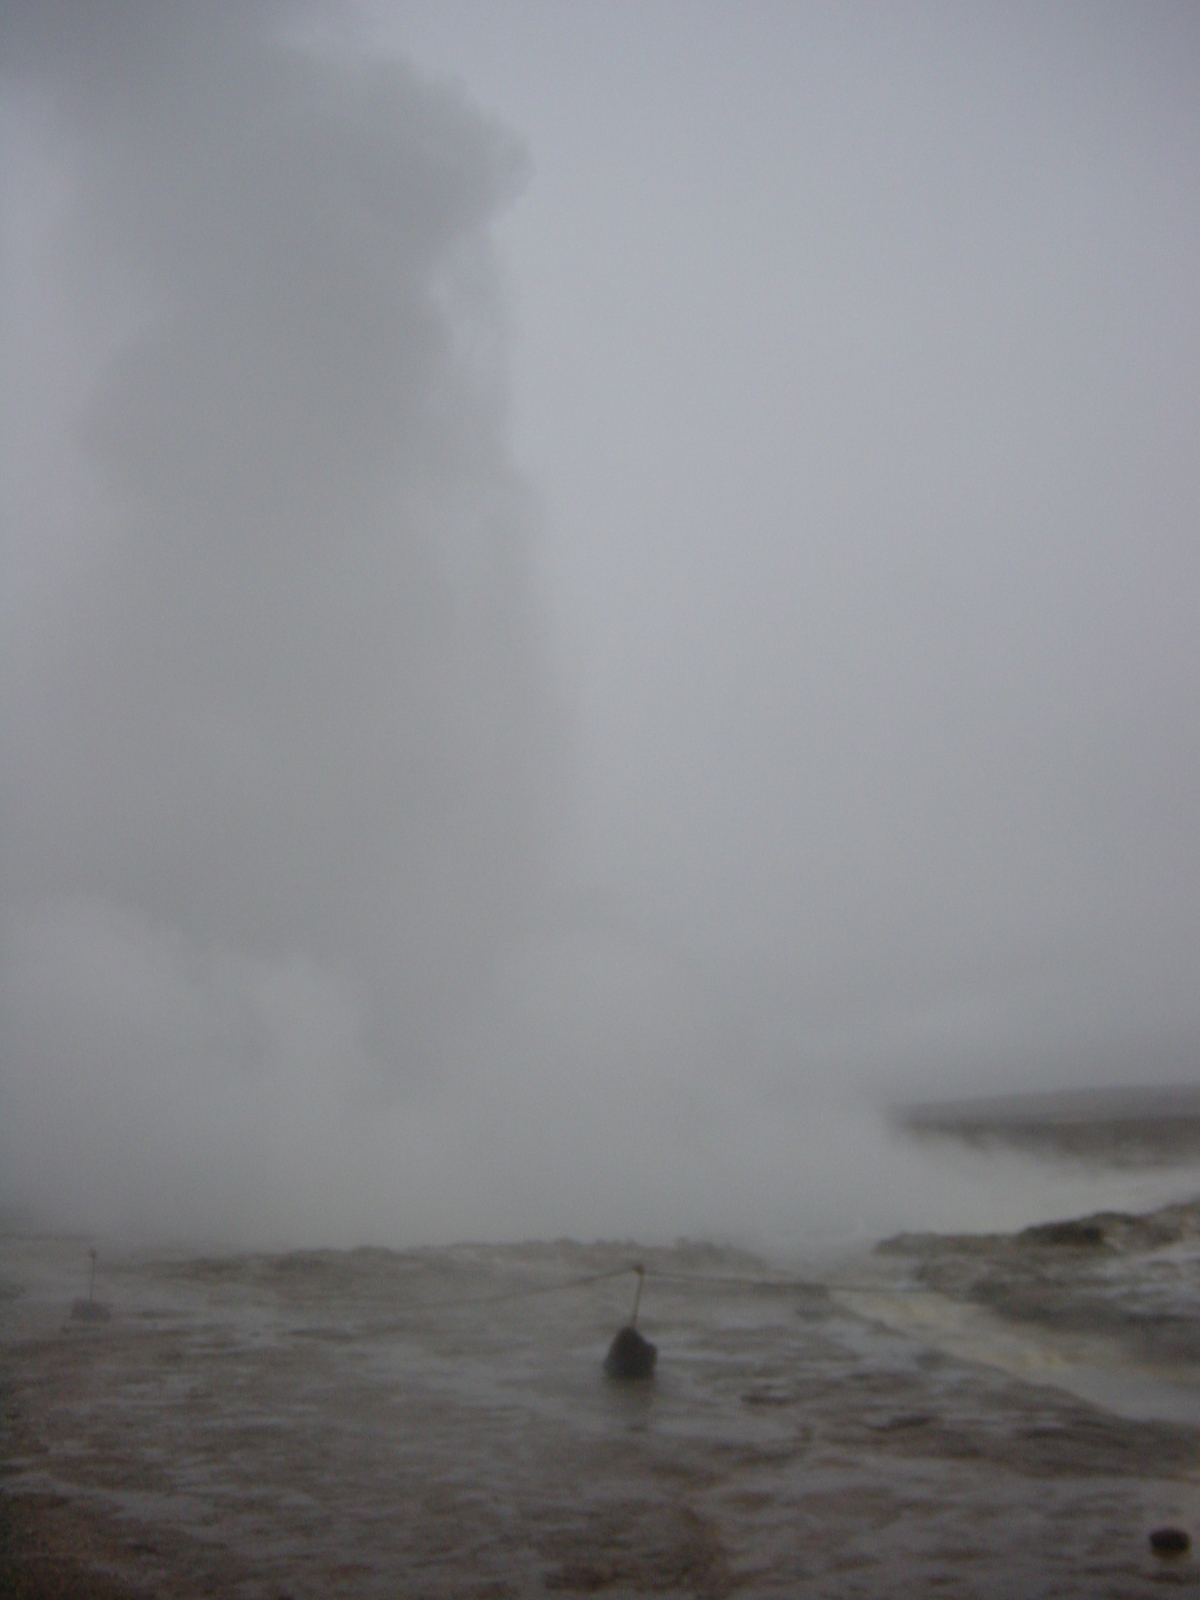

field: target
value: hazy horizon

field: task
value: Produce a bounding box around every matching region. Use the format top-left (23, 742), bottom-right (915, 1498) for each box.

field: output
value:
top-left (2, 1), bottom-right (1197, 1248)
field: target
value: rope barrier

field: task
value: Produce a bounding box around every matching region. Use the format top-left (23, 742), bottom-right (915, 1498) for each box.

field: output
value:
top-left (352, 1261), bottom-right (923, 1323)
top-left (644, 1268), bottom-right (827, 1292)
top-left (367, 1263), bottom-right (641, 1317)
top-left (645, 1268), bottom-right (923, 1295)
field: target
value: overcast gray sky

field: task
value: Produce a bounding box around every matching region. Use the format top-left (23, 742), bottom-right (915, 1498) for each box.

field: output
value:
top-left (1, 2), bottom-right (1197, 1246)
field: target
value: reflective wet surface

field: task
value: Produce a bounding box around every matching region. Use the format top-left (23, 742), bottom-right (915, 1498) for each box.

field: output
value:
top-left (2, 1224), bottom-right (1199, 1596)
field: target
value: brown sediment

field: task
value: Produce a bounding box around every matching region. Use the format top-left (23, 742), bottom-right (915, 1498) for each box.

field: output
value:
top-left (3, 1234), bottom-right (1198, 1596)
top-left (1, 1365), bottom-right (161, 1598)
top-left (0, 1491), bottom-right (151, 1600)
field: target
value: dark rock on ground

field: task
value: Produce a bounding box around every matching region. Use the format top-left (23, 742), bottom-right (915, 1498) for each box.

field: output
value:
top-left (1149, 1527), bottom-right (1191, 1556)
top-left (604, 1326), bottom-right (656, 1380)
top-left (1019, 1219), bottom-right (1108, 1249)
top-left (69, 1299), bottom-right (111, 1322)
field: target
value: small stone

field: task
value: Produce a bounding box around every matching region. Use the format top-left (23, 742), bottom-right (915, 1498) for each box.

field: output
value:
top-left (1149, 1527), bottom-right (1190, 1557)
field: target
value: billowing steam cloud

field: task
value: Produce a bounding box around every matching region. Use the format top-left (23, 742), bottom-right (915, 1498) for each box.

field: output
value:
top-left (1, 3), bottom-right (568, 1237)
top-left (3, 4), bottom-right (1197, 1248)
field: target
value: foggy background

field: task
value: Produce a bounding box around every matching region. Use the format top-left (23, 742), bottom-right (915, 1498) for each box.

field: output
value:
top-left (2, 1), bottom-right (1197, 1247)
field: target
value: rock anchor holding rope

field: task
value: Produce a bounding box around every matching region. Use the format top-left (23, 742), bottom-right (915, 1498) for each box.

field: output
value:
top-left (1149, 1528), bottom-right (1191, 1557)
top-left (604, 1265), bottom-right (656, 1380)
top-left (70, 1246), bottom-right (111, 1323)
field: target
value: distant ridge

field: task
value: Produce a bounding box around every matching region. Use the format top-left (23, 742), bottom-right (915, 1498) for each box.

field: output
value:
top-left (892, 1084), bottom-right (1200, 1164)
